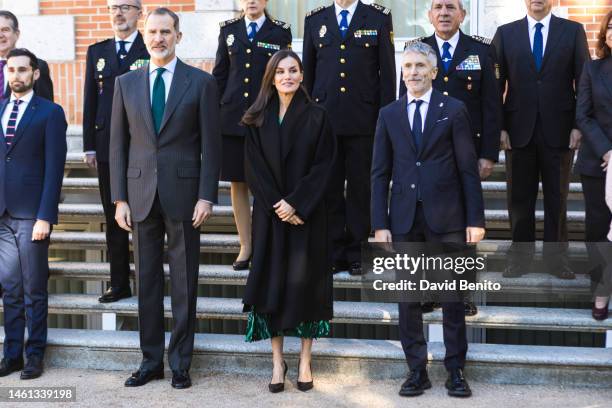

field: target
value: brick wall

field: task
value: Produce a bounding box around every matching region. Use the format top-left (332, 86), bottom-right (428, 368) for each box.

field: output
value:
top-left (16, 0), bottom-right (611, 126)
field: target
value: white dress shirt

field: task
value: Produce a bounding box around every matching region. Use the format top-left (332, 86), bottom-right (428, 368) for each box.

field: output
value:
top-left (115, 30), bottom-right (139, 54)
top-left (244, 14), bottom-right (266, 34)
top-left (527, 12), bottom-right (552, 55)
top-left (434, 30), bottom-right (460, 59)
top-left (149, 57), bottom-right (177, 104)
top-left (335, 0), bottom-right (359, 27)
top-left (406, 88), bottom-right (432, 133)
top-left (1, 90), bottom-right (34, 135)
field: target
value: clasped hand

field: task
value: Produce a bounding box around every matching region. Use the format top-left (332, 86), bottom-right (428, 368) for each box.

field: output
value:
top-left (274, 199), bottom-right (303, 225)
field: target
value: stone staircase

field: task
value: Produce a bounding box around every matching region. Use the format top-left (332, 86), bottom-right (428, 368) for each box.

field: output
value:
top-left (1, 135), bottom-right (611, 387)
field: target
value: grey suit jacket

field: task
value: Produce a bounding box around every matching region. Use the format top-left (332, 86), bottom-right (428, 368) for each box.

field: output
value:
top-left (109, 58), bottom-right (221, 222)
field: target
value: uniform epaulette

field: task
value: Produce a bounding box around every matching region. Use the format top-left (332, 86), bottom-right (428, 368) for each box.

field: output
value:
top-left (272, 19), bottom-right (291, 30)
top-left (369, 3), bottom-right (391, 15)
top-left (220, 17), bottom-right (241, 28)
top-left (471, 35), bottom-right (492, 45)
top-left (306, 6), bottom-right (325, 18)
top-left (404, 37), bottom-right (426, 48)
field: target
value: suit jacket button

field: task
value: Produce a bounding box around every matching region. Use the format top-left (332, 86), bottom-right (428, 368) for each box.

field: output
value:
top-left (365, 43), bottom-right (370, 48)
top-left (416, 162), bottom-right (421, 166)
top-left (6, 157), bottom-right (11, 162)
top-left (315, 98), bottom-right (319, 102)
top-left (244, 92), bottom-right (249, 98)
top-left (340, 72), bottom-right (346, 78)
top-left (244, 78), bottom-right (250, 83)
top-left (246, 49), bottom-right (252, 54)
top-left (245, 63), bottom-right (250, 68)
top-left (444, 77), bottom-right (449, 82)
top-left (476, 133), bottom-right (481, 138)
top-left (340, 58), bottom-right (346, 64)
top-left (411, 184), bottom-right (416, 189)
top-left (340, 44), bottom-right (346, 50)
top-left (340, 87), bottom-right (346, 93)
top-left (443, 91), bottom-right (448, 96)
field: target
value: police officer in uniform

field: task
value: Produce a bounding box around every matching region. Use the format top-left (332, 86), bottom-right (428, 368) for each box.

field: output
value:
top-left (399, 0), bottom-right (502, 316)
top-left (82, 0), bottom-right (149, 303)
top-left (303, 0), bottom-right (396, 276)
top-left (213, 0), bottom-right (291, 271)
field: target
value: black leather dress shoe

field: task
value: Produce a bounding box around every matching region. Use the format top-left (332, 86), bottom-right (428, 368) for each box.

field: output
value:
top-left (349, 262), bottom-right (362, 276)
top-left (124, 367), bottom-right (164, 387)
top-left (464, 301), bottom-right (478, 316)
top-left (445, 368), bottom-right (472, 397)
top-left (552, 265), bottom-right (576, 280)
top-left (20, 355), bottom-right (43, 380)
top-left (171, 370), bottom-right (191, 389)
top-left (0, 358), bottom-right (23, 377)
top-left (399, 369), bottom-right (431, 397)
top-left (98, 287), bottom-right (132, 303)
top-left (232, 257), bottom-right (251, 271)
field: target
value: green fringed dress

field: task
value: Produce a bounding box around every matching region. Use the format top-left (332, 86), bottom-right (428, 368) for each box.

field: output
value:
top-left (242, 91), bottom-right (335, 342)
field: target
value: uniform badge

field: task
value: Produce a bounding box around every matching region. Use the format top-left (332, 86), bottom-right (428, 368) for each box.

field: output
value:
top-left (96, 58), bottom-right (105, 72)
top-left (226, 34), bottom-right (235, 47)
top-left (319, 25), bottom-right (327, 38)
top-left (495, 63), bottom-right (501, 80)
top-left (354, 29), bottom-right (378, 38)
top-left (257, 42), bottom-right (281, 51)
top-left (455, 55), bottom-right (481, 71)
top-left (129, 58), bottom-right (149, 71)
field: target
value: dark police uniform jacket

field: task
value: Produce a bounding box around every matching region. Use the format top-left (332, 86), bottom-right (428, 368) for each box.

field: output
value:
top-left (399, 31), bottom-right (502, 162)
top-left (213, 16), bottom-right (292, 137)
top-left (303, 1), bottom-right (396, 136)
top-left (82, 32), bottom-right (149, 162)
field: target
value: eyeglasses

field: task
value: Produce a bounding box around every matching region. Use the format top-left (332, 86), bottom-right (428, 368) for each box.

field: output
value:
top-left (108, 5), bottom-right (140, 14)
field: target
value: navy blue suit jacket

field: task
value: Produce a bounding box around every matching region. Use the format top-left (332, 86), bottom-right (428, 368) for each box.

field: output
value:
top-left (0, 95), bottom-right (67, 224)
top-left (371, 89), bottom-right (485, 235)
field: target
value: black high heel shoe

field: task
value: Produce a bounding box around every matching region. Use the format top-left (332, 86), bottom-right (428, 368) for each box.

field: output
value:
top-left (268, 360), bottom-right (288, 393)
top-left (297, 360), bottom-right (313, 392)
top-left (232, 256), bottom-right (251, 271)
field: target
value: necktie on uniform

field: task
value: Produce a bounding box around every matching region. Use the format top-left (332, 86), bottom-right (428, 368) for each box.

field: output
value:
top-left (117, 40), bottom-right (129, 64)
top-left (151, 68), bottom-right (166, 135)
top-left (533, 22), bottom-right (544, 71)
top-left (441, 42), bottom-right (452, 73)
top-left (0, 60), bottom-right (6, 101)
top-left (411, 99), bottom-right (424, 150)
top-left (5, 99), bottom-right (22, 148)
top-left (339, 10), bottom-right (349, 39)
top-left (248, 22), bottom-right (258, 42)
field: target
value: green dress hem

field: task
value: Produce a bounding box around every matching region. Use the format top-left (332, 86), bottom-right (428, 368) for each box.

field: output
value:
top-left (244, 311), bottom-right (330, 343)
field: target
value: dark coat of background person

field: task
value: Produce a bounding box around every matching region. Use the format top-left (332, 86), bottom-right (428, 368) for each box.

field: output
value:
top-left (371, 90), bottom-right (485, 235)
top-left (242, 90), bottom-right (336, 331)
top-left (213, 16), bottom-right (292, 137)
top-left (82, 33), bottom-right (149, 162)
top-left (3, 58), bottom-right (53, 102)
top-left (399, 32), bottom-right (502, 162)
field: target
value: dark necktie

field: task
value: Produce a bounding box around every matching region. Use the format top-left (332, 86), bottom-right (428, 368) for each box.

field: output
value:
top-left (0, 60), bottom-right (6, 101)
top-left (412, 99), bottom-right (424, 150)
top-left (117, 40), bottom-right (128, 64)
top-left (533, 22), bottom-right (544, 71)
top-left (5, 99), bottom-right (22, 148)
top-left (151, 68), bottom-right (166, 135)
top-left (441, 42), bottom-right (452, 73)
top-left (339, 10), bottom-right (349, 38)
top-left (248, 22), bottom-right (258, 42)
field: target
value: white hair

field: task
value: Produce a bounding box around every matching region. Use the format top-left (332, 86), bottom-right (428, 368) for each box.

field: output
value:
top-left (403, 42), bottom-right (438, 68)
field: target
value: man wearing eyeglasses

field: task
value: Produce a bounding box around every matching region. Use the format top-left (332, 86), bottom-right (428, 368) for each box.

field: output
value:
top-left (83, 0), bottom-right (149, 303)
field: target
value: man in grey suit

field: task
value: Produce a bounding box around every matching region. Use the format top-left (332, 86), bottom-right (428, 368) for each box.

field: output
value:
top-left (110, 8), bottom-right (221, 389)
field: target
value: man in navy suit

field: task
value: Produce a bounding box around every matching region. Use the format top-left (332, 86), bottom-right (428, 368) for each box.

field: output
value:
top-left (371, 42), bottom-right (485, 398)
top-left (0, 49), bottom-right (67, 380)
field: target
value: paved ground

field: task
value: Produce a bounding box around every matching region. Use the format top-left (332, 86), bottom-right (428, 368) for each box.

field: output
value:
top-left (0, 368), bottom-right (610, 408)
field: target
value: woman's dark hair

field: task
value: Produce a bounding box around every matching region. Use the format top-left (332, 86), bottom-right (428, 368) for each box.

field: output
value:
top-left (241, 49), bottom-right (308, 127)
top-left (596, 11), bottom-right (612, 59)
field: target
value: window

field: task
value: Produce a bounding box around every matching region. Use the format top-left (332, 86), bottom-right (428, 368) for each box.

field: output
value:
top-left (267, 0), bottom-right (472, 39)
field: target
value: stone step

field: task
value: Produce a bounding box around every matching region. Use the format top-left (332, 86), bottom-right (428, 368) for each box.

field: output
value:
top-left (48, 261), bottom-right (592, 294)
top-left (1, 328), bottom-right (609, 386)
top-left (56, 203), bottom-right (586, 225)
top-left (1, 294), bottom-right (609, 332)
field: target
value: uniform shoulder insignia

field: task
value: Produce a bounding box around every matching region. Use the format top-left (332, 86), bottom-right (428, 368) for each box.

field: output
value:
top-left (306, 6), bottom-right (325, 18)
top-left (471, 35), bottom-right (492, 45)
top-left (404, 37), bottom-right (426, 48)
top-left (220, 17), bottom-right (241, 28)
top-left (369, 3), bottom-right (391, 15)
top-left (272, 19), bottom-right (291, 30)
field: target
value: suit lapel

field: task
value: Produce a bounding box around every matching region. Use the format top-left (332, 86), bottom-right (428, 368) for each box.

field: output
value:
top-left (105, 39), bottom-right (120, 73)
top-left (540, 15), bottom-right (563, 73)
top-left (280, 90), bottom-right (309, 160)
top-left (7, 96), bottom-right (39, 153)
top-left (519, 17), bottom-right (537, 74)
top-left (137, 66), bottom-right (157, 139)
top-left (395, 95), bottom-right (416, 153)
top-left (158, 59), bottom-right (191, 134)
top-left (324, 5), bottom-right (343, 42)
top-left (420, 90), bottom-right (444, 154)
top-left (235, 17), bottom-right (251, 46)
top-left (254, 18), bottom-right (273, 43)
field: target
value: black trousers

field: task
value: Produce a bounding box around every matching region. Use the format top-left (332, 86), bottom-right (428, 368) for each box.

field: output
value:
top-left (393, 204), bottom-right (467, 371)
top-left (505, 117), bottom-right (573, 270)
top-left (133, 194), bottom-right (200, 371)
top-left (98, 161), bottom-right (130, 289)
top-left (581, 175), bottom-right (612, 297)
top-left (328, 134), bottom-right (373, 265)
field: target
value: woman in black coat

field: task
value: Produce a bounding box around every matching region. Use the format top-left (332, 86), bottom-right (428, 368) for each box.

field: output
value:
top-left (212, 0), bottom-right (292, 270)
top-left (241, 50), bottom-right (336, 393)
top-left (575, 11), bottom-right (612, 320)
